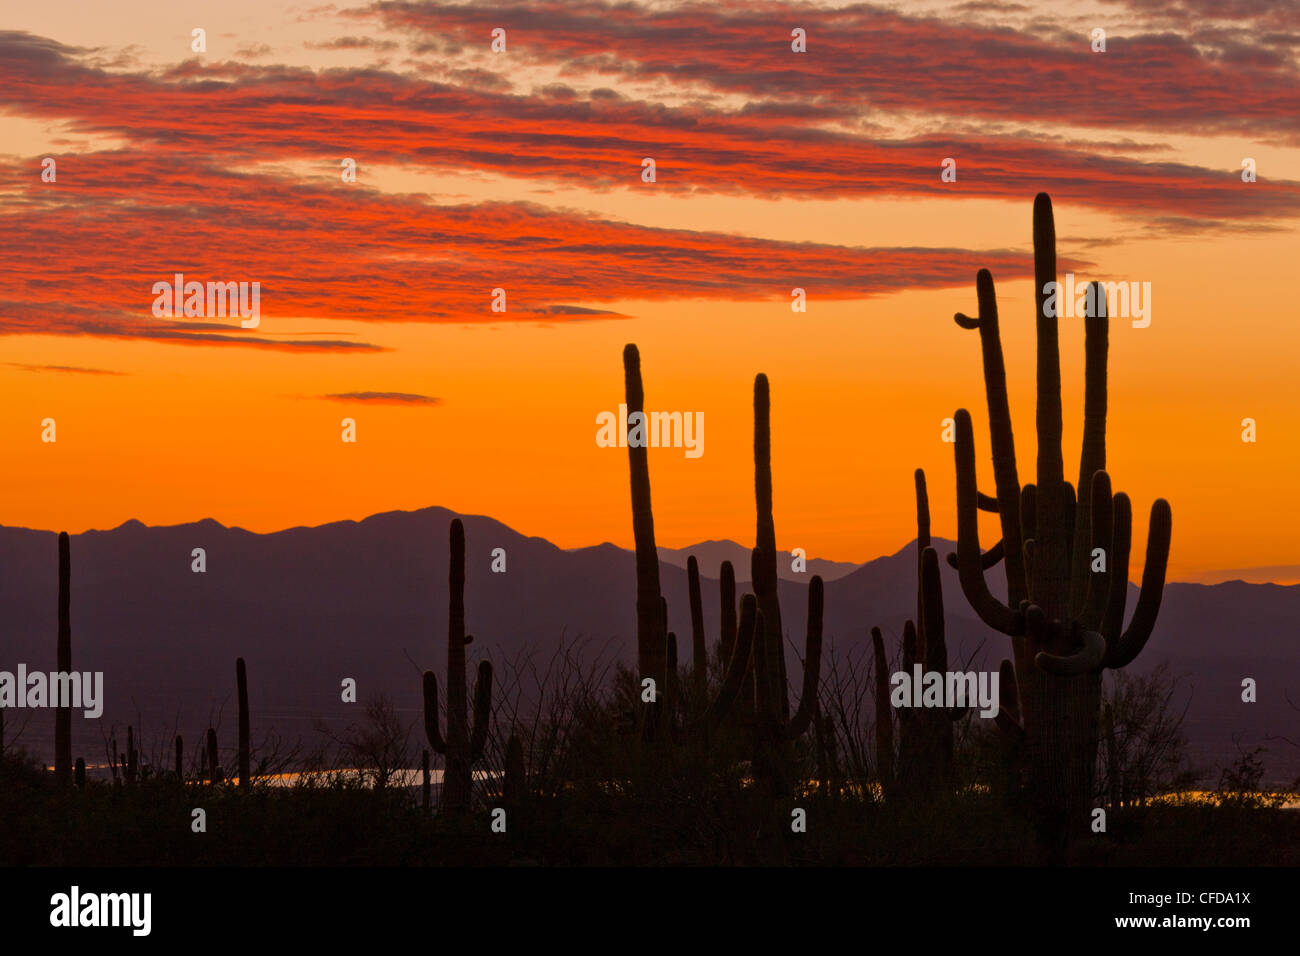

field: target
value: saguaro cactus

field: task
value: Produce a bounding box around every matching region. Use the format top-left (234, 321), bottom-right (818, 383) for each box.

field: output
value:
top-left (125, 726), bottom-right (138, 783)
top-left (749, 374), bottom-right (822, 752)
top-left (236, 657), bottom-right (251, 789)
top-left (889, 470), bottom-right (963, 798)
top-left (55, 531), bottom-right (72, 784)
top-left (206, 727), bottom-right (221, 785)
top-left (423, 518), bottom-right (493, 813)
top-left (74, 757), bottom-right (85, 790)
top-left (624, 344), bottom-right (667, 698)
top-left (948, 192), bottom-right (1172, 848)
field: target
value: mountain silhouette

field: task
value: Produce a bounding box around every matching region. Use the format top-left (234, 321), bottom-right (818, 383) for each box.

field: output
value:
top-left (1, 507), bottom-right (1296, 782)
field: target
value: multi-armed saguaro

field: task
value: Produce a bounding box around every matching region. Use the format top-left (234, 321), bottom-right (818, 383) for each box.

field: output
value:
top-left (948, 192), bottom-right (1172, 844)
top-left (423, 518), bottom-right (493, 812)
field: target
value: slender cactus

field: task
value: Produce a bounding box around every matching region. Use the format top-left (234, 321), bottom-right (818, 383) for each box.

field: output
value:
top-left (949, 192), bottom-right (1172, 848)
top-left (236, 657), bottom-right (250, 789)
top-left (423, 518), bottom-right (493, 812)
top-left (55, 532), bottom-right (71, 784)
top-left (175, 735), bottom-right (184, 780)
top-left (74, 757), bottom-right (85, 790)
top-left (206, 727), bottom-right (221, 785)
top-left (687, 556), bottom-right (707, 703)
top-left (624, 344), bottom-right (666, 696)
top-left (870, 627), bottom-right (894, 799)
top-left (746, 374), bottom-right (823, 790)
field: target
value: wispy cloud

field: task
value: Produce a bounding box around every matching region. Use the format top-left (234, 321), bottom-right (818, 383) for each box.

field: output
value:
top-left (322, 390), bottom-right (442, 404)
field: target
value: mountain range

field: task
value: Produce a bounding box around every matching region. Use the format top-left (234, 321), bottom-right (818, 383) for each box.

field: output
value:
top-left (2, 507), bottom-right (1297, 782)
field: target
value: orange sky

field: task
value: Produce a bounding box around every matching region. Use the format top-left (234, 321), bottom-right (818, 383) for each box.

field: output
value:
top-left (1, 0), bottom-right (1298, 583)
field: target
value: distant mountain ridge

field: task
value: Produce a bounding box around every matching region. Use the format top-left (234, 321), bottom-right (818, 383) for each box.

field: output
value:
top-left (2, 507), bottom-right (1297, 782)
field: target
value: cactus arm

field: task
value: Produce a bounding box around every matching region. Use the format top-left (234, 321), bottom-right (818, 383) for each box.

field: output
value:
top-left (1101, 493), bottom-right (1134, 651)
top-left (788, 575), bottom-right (824, 738)
top-left (1033, 193), bottom-right (1064, 490)
top-left (1081, 472), bottom-right (1114, 630)
top-left (719, 560), bottom-right (737, 666)
top-left (422, 670), bottom-right (447, 754)
top-left (945, 538), bottom-right (1004, 571)
top-left (961, 268), bottom-right (1028, 606)
top-left (687, 555), bottom-right (707, 700)
top-left (1107, 499), bottom-right (1172, 669)
top-left (1020, 484), bottom-right (1037, 542)
top-left (468, 659), bottom-right (492, 762)
top-left (1031, 610), bottom-right (1106, 675)
top-left (919, 549), bottom-right (947, 673)
top-left (953, 409), bottom-right (1022, 635)
top-left (696, 593), bottom-right (755, 737)
top-left (1071, 293), bottom-right (1109, 613)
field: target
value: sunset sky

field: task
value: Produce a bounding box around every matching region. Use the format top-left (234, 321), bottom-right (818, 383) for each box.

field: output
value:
top-left (1, 0), bottom-right (1297, 584)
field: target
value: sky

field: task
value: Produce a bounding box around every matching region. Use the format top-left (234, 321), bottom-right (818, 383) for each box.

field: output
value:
top-left (0, 0), bottom-right (1297, 584)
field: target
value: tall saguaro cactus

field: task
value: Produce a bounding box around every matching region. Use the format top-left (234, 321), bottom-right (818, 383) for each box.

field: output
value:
top-left (751, 375), bottom-right (791, 718)
top-left (55, 531), bottom-right (72, 784)
top-left (749, 374), bottom-right (821, 747)
top-left (949, 192), bottom-right (1172, 848)
top-left (624, 344), bottom-right (666, 697)
top-left (423, 518), bottom-right (493, 812)
top-left (236, 657), bottom-right (251, 789)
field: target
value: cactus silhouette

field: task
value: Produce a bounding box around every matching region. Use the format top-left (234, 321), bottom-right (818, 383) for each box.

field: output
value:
top-left (237, 657), bottom-right (250, 789)
top-left (948, 192), bottom-right (1172, 849)
top-left (206, 727), bottom-right (221, 785)
top-left (55, 531), bottom-right (71, 784)
top-left (619, 346), bottom-right (755, 744)
top-left (747, 373), bottom-right (823, 789)
top-left (623, 344), bottom-right (667, 700)
top-left (884, 469), bottom-right (963, 799)
top-left (74, 757), bottom-right (85, 790)
top-left (175, 735), bottom-right (183, 780)
top-left (423, 518), bottom-right (492, 813)
top-left (870, 626), bottom-right (894, 798)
